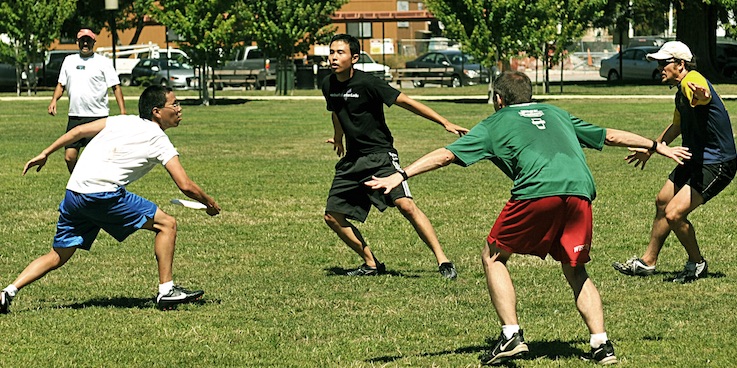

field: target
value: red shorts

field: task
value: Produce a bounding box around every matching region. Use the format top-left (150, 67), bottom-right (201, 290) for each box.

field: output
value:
top-left (487, 196), bottom-right (592, 266)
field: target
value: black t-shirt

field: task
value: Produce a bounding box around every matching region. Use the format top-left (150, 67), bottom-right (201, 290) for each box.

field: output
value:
top-left (322, 69), bottom-right (401, 157)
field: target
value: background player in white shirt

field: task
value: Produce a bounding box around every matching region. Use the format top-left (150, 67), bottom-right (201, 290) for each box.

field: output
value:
top-left (48, 28), bottom-right (126, 173)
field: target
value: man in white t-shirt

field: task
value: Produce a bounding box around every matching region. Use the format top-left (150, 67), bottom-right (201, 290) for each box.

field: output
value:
top-left (48, 28), bottom-right (126, 173)
top-left (1, 86), bottom-right (220, 313)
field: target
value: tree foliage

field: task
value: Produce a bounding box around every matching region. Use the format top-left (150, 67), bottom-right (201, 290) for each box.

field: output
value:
top-left (146, 0), bottom-right (244, 103)
top-left (236, 0), bottom-right (347, 94)
top-left (0, 0), bottom-right (76, 95)
top-left (60, 0), bottom-right (155, 45)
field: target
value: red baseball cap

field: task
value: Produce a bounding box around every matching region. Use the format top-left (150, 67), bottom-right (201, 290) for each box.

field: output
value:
top-left (76, 29), bottom-right (97, 41)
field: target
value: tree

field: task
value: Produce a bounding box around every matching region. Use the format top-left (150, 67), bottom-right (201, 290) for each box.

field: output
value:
top-left (60, 0), bottom-right (155, 46)
top-left (238, 0), bottom-right (348, 95)
top-left (0, 0), bottom-right (76, 95)
top-left (425, 0), bottom-right (605, 92)
top-left (149, 0), bottom-right (245, 105)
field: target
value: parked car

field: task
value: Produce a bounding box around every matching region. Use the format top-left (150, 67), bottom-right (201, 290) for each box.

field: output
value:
top-left (599, 46), bottom-right (660, 82)
top-left (405, 49), bottom-right (490, 87)
top-left (36, 50), bottom-right (78, 87)
top-left (131, 58), bottom-right (198, 89)
top-left (354, 51), bottom-right (392, 81)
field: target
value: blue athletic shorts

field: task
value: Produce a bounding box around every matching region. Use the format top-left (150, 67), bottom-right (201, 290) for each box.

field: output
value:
top-left (53, 189), bottom-right (158, 250)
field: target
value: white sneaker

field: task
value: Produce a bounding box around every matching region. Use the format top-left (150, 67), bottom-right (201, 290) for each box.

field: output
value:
top-left (156, 285), bottom-right (204, 310)
top-left (612, 256), bottom-right (655, 276)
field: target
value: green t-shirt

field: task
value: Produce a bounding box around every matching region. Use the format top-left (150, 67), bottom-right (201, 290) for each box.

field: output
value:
top-left (446, 102), bottom-right (606, 200)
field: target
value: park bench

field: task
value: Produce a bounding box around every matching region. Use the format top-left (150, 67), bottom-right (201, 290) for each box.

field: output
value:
top-left (211, 68), bottom-right (262, 89)
top-left (393, 67), bottom-right (455, 87)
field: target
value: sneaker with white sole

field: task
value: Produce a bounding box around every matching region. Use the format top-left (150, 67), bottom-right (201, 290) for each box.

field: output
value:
top-left (346, 263), bottom-right (385, 276)
top-left (612, 256), bottom-right (655, 276)
top-left (479, 330), bottom-right (529, 365)
top-left (672, 259), bottom-right (708, 283)
top-left (156, 285), bottom-right (204, 310)
top-left (582, 340), bottom-right (618, 365)
top-left (438, 262), bottom-right (457, 279)
top-left (0, 291), bottom-right (12, 314)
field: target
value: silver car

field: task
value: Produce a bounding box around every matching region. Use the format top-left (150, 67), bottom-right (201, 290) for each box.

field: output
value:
top-left (599, 46), bottom-right (660, 82)
top-left (132, 58), bottom-right (198, 89)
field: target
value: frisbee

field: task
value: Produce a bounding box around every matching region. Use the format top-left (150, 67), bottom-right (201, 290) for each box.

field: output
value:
top-left (170, 199), bottom-right (207, 210)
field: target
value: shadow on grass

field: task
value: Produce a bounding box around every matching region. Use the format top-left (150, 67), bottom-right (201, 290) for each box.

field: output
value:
top-left (367, 339), bottom-right (587, 365)
top-left (324, 266), bottom-right (418, 278)
top-left (61, 296), bottom-right (212, 310)
top-left (178, 98), bottom-right (251, 106)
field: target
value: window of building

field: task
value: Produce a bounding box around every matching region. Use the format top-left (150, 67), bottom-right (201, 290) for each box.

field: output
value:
top-left (347, 22), bottom-right (372, 39)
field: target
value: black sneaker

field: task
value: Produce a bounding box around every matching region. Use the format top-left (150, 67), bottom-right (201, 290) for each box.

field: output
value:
top-left (438, 262), bottom-right (457, 279)
top-left (479, 330), bottom-right (529, 365)
top-left (672, 259), bottom-right (708, 283)
top-left (156, 285), bottom-right (204, 310)
top-left (583, 340), bottom-right (618, 365)
top-left (346, 263), bottom-right (384, 276)
top-left (0, 291), bottom-right (11, 314)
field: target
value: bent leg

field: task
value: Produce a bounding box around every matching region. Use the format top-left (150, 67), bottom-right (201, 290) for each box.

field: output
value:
top-left (641, 180), bottom-right (677, 266)
top-left (11, 247), bottom-right (77, 290)
top-left (64, 148), bottom-right (79, 174)
top-left (395, 197), bottom-right (449, 265)
top-left (324, 211), bottom-right (378, 267)
top-left (664, 185), bottom-right (704, 263)
top-left (482, 241), bottom-right (517, 325)
top-left (141, 208), bottom-right (177, 284)
top-left (562, 263), bottom-right (605, 334)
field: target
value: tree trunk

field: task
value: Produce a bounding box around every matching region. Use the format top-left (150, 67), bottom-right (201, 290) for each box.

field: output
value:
top-left (676, 1), bottom-right (723, 81)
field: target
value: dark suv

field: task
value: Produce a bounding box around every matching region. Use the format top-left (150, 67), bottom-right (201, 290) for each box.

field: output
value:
top-left (37, 50), bottom-right (77, 87)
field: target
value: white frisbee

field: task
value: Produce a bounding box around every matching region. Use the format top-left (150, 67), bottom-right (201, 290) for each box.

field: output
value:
top-left (170, 199), bottom-right (207, 210)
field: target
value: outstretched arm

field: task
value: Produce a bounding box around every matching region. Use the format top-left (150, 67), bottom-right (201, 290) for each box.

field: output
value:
top-left (365, 148), bottom-right (457, 194)
top-left (23, 118), bottom-right (107, 175)
top-left (623, 113), bottom-right (682, 170)
top-left (394, 93), bottom-right (469, 136)
top-left (165, 156), bottom-right (221, 216)
top-left (605, 128), bottom-right (690, 167)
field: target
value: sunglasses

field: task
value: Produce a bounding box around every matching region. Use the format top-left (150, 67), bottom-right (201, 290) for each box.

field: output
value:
top-left (657, 59), bottom-right (676, 68)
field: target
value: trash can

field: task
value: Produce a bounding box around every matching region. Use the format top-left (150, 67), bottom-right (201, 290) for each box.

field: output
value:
top-left (295, 65), bottom-right (315, 89)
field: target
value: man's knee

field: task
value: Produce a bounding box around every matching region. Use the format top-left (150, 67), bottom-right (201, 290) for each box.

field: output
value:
top-left (395, 198), bottom-right (419, 216)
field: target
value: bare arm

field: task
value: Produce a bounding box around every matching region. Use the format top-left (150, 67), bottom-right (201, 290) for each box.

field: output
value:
top-left (624, 111), bottom-right (682, 169)
top-left (394, 93), bottom-right (469, 136)
top-left (111, 84), bottom-right (126, 115)
top-left (164, 156), bottom-right (221, 216)
top-left (23, 118), bottom-right (107, 175)
top-left (325, 112), bottom-right (345, 157)
top-left (48, 83), bottom-right (65, 116)
top-left (365, 148), bottom-right (457, 194)
top-left (606, 128), bottom-right (691, 167)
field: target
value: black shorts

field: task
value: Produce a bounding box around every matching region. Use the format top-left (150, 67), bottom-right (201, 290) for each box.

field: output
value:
top-left (668, 158), bottom-right (737, 203)
top-left (65, 116), bottom-right (106, 149)
top-left (326, 151), bottom-right (412, 222)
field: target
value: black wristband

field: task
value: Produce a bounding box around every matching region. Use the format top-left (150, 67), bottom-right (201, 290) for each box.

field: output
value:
top-left (397, 169), bottom-right (409, 181)
top-left (648, 140), bottom-right (658, 153)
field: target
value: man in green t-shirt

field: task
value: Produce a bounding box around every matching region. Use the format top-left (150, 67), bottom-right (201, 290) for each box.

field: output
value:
top-left (365, 71), bottom-right (691, 366)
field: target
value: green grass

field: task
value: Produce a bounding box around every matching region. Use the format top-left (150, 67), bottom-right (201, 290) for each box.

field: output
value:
top-left (1, 94), bottom-right (737, 367)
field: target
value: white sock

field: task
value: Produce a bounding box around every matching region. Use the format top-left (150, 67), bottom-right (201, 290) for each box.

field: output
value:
top-left (502, 324), bottom-right (520, 339)
top-left (158, 281), bottom-right (174, 295)
top-left (3, 285), bottom-right (18, 298)
top-left (590, 332), bottom-right (608, 348)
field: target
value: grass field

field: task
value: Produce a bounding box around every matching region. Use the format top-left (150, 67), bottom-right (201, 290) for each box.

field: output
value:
top-left (1, 89), bottom-right (737, 367)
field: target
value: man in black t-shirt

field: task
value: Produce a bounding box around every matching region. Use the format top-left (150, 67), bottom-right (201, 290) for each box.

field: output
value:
top-left (321, 34), bottom-right (468, 279)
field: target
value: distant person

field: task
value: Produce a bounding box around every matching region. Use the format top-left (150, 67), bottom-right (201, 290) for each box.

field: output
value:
top-left (322, 33), bottom-right (467, 279)
top-left (365, 71), bottom-right (691, 365)
top-left (612, 41), bottom-right (737, 283)
top-left (48, 28), bottom-right (126, 173)
top-left (1, 86), bottom-right (220, 314)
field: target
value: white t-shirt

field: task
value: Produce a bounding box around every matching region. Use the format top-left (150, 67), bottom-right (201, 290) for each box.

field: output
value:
top-left (67, 115), bottom-right (179, 194)
top-left (58, 53), bottom-right (121, 117)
